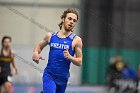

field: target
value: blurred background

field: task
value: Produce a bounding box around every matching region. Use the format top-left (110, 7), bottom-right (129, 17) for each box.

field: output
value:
top-left (0, 0), bottom-right (140, 93)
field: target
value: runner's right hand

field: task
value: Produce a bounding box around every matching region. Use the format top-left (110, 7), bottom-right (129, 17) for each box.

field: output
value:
top-left (32, 52), bottom-right (45, 64)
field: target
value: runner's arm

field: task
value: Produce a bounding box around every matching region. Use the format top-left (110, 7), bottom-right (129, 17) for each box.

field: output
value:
top-left (66, 36), bottom-right (83, 66)
top-left (33, 32), bottom-right (52, 54)
top-left (11, 51), bottom-right (18, 74)
top-left (33, 32), bottom-right (52, 63)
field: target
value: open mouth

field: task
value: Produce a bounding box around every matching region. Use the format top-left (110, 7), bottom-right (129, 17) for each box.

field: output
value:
top-left (68, 24), bottom-right (72, 27)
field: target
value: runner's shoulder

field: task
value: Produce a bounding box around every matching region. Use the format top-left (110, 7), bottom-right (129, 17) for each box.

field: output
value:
top-left (46, 32), bottom-right (52, 37)
top-left (74, 35), bottom-right (82, 42)
top-left (44, 32), bottom-right (52, 41)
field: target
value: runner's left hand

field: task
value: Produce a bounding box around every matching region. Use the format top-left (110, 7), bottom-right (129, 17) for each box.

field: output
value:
top-left (63, 48), bottom-right (71, 59)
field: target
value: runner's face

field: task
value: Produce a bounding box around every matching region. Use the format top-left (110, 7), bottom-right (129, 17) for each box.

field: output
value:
top-left (3, 39), bottom-right (11, 48)
top-left (63, 13), bottom-right (77, 32)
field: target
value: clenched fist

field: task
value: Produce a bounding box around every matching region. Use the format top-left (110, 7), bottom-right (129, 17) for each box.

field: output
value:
top-left (63, 49), bottom-right (71, 59)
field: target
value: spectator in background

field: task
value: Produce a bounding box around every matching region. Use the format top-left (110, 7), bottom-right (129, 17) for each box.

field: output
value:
top-left (114, 56), bottom-right (124, 79)
top-left (106, 56), bottom-right (116, 88)
top-left (107, 56), bottom-right (124, 89)
top-left (107, 56), bottom-right (139, 93)
top-left (122, 62), bottom-right (138, 81)
top-left (115, 56), bottom-right (124, 72)
top-left (121, 61), bottom-right (138, 93)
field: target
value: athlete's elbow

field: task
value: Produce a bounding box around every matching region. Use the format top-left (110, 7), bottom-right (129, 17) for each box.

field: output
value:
top-left (77, 60), bottom-right (82, 66)
top-left (72, 58), bottom-right (82, 66)
top-left (78, 62), bottom-right (82, 66)
top-left (72, 60), bottom-right (82, 66)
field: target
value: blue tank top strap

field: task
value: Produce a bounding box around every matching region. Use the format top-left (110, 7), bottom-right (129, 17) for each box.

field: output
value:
top-left (68, 33), bottom-right (76, 40)
top-left (52, 32), bottom-right (57, 36)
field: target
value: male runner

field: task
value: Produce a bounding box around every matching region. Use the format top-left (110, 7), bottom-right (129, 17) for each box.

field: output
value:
top-left (0, 36), bottom-right (18, 93)
top-left (32, 8), bottom-right (83, 93)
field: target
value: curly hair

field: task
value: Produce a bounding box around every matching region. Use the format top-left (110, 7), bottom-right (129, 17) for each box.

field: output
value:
top-left (58, 8), bottom-right (78, 29)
